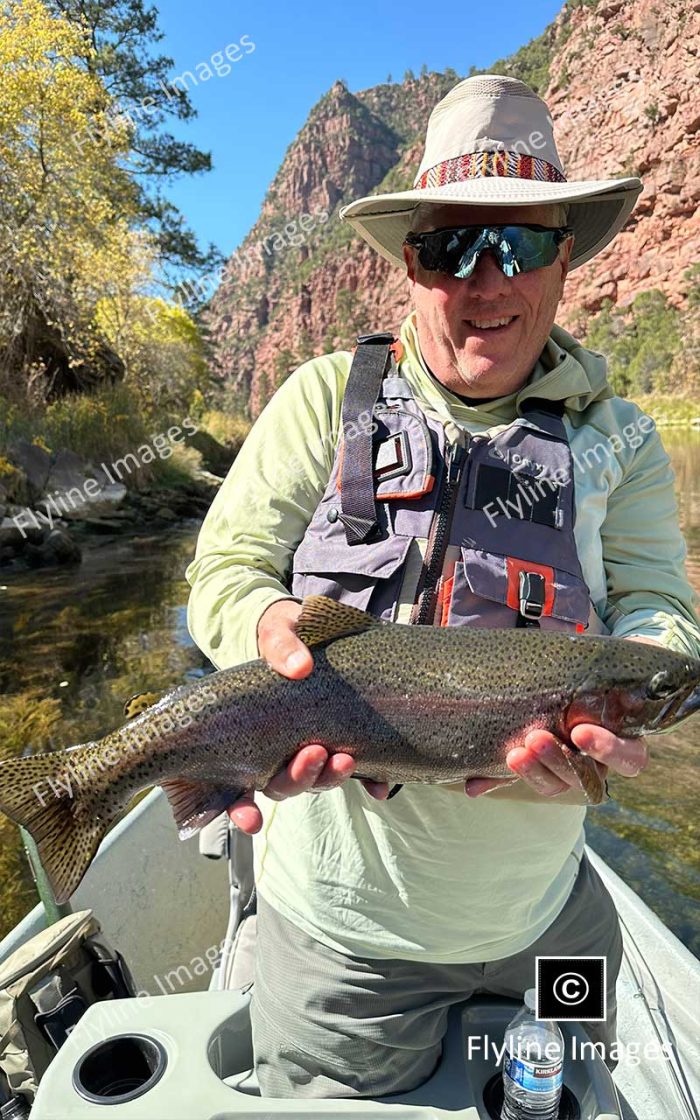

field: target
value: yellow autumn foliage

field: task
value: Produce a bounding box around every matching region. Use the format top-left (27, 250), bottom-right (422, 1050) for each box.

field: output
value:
top-left (0, 0), bottom-right (209, 420)
top-left (95, 289), bottom-right (210, 410)
top-left (0, 0), bottom-right (139, 365)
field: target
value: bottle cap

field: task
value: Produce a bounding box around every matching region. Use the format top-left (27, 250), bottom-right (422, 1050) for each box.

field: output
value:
top-left (524, 988), bottom-right (537, 1012)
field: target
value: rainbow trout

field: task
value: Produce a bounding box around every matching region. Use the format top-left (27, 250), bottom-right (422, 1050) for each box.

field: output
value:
top-left (1, 596), bottom-right (699, 903)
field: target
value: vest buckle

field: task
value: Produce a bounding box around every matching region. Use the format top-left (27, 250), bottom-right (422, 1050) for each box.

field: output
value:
top-left (518, 571), bottom-right (546, 620)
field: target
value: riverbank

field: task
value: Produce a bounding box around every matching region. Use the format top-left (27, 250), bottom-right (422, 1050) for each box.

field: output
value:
top-left (0, 393), bottom-right (253, 569)
top-left (0, 449), bottom-right (220, 569)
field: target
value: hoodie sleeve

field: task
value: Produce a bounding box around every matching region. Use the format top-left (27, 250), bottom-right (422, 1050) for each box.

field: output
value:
top-left (185, 354), bottom-right (349, 669)
top-left (599, 424), bottom-right (700, 658)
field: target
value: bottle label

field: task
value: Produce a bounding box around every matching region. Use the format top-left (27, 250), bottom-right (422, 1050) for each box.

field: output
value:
top-left (504, 1053), bottom-right (563, 1094)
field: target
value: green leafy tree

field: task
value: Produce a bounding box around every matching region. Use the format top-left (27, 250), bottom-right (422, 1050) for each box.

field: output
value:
top-left (273, 348), bottom-right (297, 387)
top-left (585, 291), bottom-right (683, 397)
top-left (48, 0), bottom-right (221, 273)
top-left (685, 264), bottom-right (700, 310)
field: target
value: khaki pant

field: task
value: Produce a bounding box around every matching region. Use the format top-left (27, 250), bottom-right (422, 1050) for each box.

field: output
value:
top-left (251, 853), bottom-right (623, 1099)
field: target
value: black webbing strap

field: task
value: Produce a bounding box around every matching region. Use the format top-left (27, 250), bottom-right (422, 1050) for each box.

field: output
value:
top-left (339, 333), bottom-right (396, 545)
top-left (519, 396), bottom-right (567, 438)
top-left (516, 396), bottom-right (568, 629)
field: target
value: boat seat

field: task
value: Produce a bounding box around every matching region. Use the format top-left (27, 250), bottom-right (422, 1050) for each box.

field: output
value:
top-left (201, 819), bottom-right (257, 993)
top-left (219, 913), bottom-right (257, 991)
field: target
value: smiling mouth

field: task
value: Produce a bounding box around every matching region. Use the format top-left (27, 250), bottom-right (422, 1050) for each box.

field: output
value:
top-left (464, 315), bottom-right (518, 334)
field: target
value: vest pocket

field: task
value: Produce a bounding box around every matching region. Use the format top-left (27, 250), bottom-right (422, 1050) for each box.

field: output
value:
top-left (291, 532), bottom-right (413, 613)
top-left (371, 409), bottom-right (435, 501)
top-left (446, 546), bottom-right (592, 630)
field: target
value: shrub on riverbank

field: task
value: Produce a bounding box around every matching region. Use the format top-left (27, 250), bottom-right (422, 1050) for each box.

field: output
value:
top-left (582, 271), bottom-right (700, 400)
top-left (0, 384), bottom-right (196, 489)
top-left (198, 410), bottom-right (252, 456)
top-left (631, 395), bottom-right (700, 427)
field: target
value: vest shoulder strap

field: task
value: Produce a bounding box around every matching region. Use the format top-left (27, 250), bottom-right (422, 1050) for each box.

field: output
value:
top-left (519, 396), bottom-right (567, 439)
top-left (339, 333), bottom-right (397, 545)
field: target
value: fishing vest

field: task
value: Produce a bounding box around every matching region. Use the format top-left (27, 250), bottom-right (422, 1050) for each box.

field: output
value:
top-left (290, 333), bottom-right (600, 634)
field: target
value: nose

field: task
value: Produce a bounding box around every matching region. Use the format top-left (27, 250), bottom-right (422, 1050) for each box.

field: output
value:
top-left (462, 249), bottom-right (512, 298)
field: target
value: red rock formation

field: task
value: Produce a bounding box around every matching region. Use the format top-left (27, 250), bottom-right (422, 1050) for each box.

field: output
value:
top-left (205, 0), bottom-right (699, 414)
top-left (549, 0), bottom-right (699, 332)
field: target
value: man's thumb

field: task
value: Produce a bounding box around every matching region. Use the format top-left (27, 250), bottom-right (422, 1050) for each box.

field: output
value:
top-left (258, 604), bottom-right (313, 678)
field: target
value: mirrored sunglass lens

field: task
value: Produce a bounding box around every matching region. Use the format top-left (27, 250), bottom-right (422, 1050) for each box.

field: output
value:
top-left (500, 227), bottom-right (558, 272)
top-left (419, 228), bottom-right (481, 273)
top-left (415, 227), bottom-right (561, 277)
top-left (429, 229), bottom-right (486, 278)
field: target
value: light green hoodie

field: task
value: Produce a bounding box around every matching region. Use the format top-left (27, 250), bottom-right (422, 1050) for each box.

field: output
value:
top-left (185, 312), bottom-right (700, 963)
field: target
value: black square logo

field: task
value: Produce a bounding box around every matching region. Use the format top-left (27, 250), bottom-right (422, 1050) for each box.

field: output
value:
top-left (536, 956), bottom-right (606, 1022)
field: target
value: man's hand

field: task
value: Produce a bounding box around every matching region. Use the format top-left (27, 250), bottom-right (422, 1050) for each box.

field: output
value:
top-left (464, 724), bottom-right (648, 799)
top-left (227, 599), bottom-right (389, 833)
top-left (465, 634), bottom-right (655, 799)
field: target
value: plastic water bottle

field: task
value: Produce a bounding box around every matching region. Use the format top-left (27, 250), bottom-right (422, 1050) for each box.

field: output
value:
top-left (500, 988), bottom-right (564, 1119)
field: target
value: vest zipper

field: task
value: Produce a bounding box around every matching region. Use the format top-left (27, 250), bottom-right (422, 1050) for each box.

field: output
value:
top-left (411, 439), bottom-right (466, 626)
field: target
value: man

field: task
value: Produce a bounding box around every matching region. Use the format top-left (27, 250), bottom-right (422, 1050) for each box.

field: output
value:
top-left (186, 75), bottom-right (700, 1098)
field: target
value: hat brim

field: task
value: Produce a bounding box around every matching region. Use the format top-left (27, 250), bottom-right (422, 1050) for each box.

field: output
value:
top-left (339, 177), bottom-right (643, 272)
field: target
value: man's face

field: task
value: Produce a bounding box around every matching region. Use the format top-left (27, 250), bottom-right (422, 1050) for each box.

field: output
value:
top-left (402, 203), bottom-right (573, 399)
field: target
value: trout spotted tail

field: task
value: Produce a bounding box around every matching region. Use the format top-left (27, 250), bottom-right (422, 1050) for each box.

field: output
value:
top-left (0, 748), bottom-right (109, 902)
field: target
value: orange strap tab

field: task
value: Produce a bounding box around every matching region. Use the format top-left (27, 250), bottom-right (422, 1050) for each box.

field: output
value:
top-left (389, 339), bottom-right (404, 363)
top-left (437, 562), bottom-right (457, 627)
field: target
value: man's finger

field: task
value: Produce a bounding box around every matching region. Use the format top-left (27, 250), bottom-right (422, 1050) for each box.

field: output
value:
top-left (360, 778), bottom-right (390, 800)
top-left (310, 752), bottom-right (356, 790)
top-left (264, 744), bottom-right (328, 799)
top-left (570, 724), bottom-right (649, 776)
top-left (505, 741), bottom-right (573, 796)
top-left (257, 599), bottom-right (313, 678)
top-left (521, 730), bottom-right (590, 789)
top-left (228, 795), bottom-right (262, 834)
top-left (465, 776), bottom-right (518, 798)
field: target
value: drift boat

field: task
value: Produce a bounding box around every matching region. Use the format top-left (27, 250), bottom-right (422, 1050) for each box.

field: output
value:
top-left (0, 790), bottom-right (698, 1120)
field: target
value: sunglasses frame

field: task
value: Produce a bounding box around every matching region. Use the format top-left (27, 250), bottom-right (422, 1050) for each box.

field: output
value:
top-left (404, 223), bottom-right (575, 279)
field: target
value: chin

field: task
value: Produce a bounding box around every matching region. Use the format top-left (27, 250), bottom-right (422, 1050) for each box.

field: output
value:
top-left (457, 354), bottom-right (501, 381)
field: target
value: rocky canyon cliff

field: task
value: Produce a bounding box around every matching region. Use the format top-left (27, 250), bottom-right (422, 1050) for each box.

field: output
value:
top-left (204, 0), bottom-right (700, 415)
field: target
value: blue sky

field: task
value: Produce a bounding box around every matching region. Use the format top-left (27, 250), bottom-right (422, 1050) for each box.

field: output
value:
top-left (155, 0), bottom-right (564, 261)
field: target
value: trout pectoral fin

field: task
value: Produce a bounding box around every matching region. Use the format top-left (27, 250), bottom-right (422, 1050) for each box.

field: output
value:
top-left (160, 779), bottom-right (245, 839)
top-left (123, 691), bottom-right (162, 720)
top-left (294, 595), bottom-right (381, 648)
top-left (559, 745), bottom-right (609, 806)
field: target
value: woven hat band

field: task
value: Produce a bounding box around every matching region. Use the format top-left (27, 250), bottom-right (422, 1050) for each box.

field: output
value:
top-left (415, 150), bottom-right (568, 190)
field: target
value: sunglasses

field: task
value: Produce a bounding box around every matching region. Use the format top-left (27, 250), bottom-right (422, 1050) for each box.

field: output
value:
top-left (403, 224), bottom-right (574, 279)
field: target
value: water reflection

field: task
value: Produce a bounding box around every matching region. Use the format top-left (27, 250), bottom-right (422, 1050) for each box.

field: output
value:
top-left (586, 429), bottom-right (700, 956)
top-left (0, 528), bottom-right (211, 938)
top-left (0, 435), bottom-right (699, 953)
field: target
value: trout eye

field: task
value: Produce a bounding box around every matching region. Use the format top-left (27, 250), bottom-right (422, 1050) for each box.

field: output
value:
top-left (646, 671), bottom-right (675, 700)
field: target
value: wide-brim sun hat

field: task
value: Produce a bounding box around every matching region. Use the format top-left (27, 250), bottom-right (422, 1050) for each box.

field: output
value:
top-left (340, 75), bottom-right (643, 273)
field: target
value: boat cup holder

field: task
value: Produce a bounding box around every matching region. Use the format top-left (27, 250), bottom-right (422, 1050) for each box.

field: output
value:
top-left (72, 1034), bottom-right (167, 1105)
top-left (482, 1073), bottom-right (581, 1120)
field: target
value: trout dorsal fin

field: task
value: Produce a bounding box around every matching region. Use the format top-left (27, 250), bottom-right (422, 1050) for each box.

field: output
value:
top-left (294, 595), bottom-right (380, 648)
top-left (123, 691), bottom-right (161, 720)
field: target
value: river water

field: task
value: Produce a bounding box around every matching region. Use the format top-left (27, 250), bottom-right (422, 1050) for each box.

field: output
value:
top-left (1, 432), bottom-right (699, 954)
